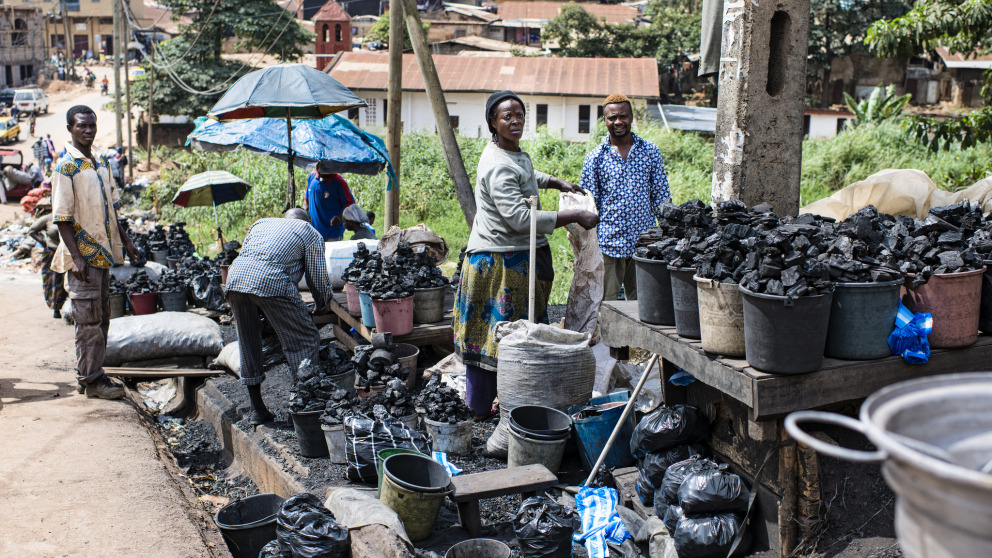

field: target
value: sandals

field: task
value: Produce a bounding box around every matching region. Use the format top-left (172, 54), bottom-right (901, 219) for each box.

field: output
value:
top-left (474, 405), bottom-right (499, 422)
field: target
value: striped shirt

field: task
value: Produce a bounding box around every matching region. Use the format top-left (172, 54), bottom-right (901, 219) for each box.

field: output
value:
top-left (226, 218), bottom-right (331, 308)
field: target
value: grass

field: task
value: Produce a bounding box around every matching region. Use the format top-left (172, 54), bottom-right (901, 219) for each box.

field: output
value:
top-left (146, 120), bottom-right (991, 304)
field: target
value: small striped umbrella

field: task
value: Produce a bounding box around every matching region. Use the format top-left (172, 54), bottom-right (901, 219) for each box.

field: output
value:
top-left (171, 170), bottom-right (251, 243)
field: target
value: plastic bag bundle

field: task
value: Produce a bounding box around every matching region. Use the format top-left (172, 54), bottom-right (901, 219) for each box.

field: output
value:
top-left (275, 494), bottom-right (350, 558)
top-left (660, 457), bottom-right (719, 505)
top-left (678, 468), bottom-right (750, 514)
top-left (662, 503), bottom-right (684, 533)
top-left (640, 443), bottom-right (707, 487)
top-left (630, 404), bottom-right (710, 458)
top-left (344, 416), bottom-right (431, 482)
top-left (887, 301), bottom-right (932, 364)
top-left (673, 513), bottom-right (751, 558)
top-left (635, 471), bottom-right (655, 506)
top-left (573, 486), bottom-right (630, 558)
top-left (191, 273), bottom-right (226, 311)
top-left (259, 540), bottom-right (283, 558)
top-left (514, 495), bottom-right (578, 557)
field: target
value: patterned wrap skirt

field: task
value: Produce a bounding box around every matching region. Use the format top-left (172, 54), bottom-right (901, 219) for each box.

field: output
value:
top-left (452, 246), bottom-right (554, 372)
top-left (41, 246), bottom-right (68, 311)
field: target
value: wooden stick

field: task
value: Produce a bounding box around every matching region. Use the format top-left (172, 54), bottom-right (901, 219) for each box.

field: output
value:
top-left (584, 353), bottom-right (659, 486)
top-left (528, 195), bottom-right (538, 321)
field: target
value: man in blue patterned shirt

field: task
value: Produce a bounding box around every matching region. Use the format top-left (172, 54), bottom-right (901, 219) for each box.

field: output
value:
top-left (226, 208), bottom-right (332, 424)
top-left (580, 94), bottom-right (671, 300)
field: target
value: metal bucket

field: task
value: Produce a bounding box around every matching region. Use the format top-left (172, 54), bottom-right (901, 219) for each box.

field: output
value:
top-left (786, 373), bottom-right (992, 558)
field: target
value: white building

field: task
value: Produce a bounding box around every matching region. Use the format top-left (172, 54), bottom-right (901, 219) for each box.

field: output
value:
top-left (804, 109), bottom-right (854, 140)
top-left (325, 52), bottom-right (660, 142)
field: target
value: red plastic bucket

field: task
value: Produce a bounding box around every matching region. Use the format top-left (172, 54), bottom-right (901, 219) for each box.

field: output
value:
top-left (129, 292), bottom-right (158, 315)
top-left (343, 281), bottom-right (362, 317)
top-left (904, 267), bottom-right (985, 348)
top-left (371, 296), bottom-right (414, 336)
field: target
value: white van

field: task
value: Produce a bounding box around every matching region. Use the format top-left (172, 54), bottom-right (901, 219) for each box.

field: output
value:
top-left (13, 88), bottom-right (49, 115)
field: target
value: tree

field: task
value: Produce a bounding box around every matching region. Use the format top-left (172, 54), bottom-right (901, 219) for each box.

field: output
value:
top-left (843, 85), bottom-right (911, 127)
top-left (866, 0), bottom-right (992, 150)
top-left (131, 0), bottom-right (314, 117)
top-left (807, 0), bottom-right (912, 107)
top-left (646, 0), bottom-right (701, 68)
top-left (363, 13), bottom-right (430, 51)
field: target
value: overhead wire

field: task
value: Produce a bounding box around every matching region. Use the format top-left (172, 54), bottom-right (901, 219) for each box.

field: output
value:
top-left (121, 0), bottom-right (223, 70)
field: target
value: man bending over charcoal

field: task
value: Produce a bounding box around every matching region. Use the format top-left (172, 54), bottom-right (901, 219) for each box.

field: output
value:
top-left (226, 208), bottom-right (332, 424)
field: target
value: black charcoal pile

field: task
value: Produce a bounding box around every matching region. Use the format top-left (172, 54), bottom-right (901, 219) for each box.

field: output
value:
top-left (125, 269), bottom-right (160, 294)
top-left (414, 375), bottom-right (473, 423)
top-left (158, 270), bottom-right (185, 293)
top-left (882, 201), bottom-right (985, 287)
top-left (410, 248), bottom-right (450, 289)
top-left (288, 353), bottom-right (357, 413)
top-left (341, 242), bottom-right (374, 284)
top-left (120, 218), bottom-right (149, 265)
top-left (451, 247), bottom-right (467, 287)
top-left (167, 222), bottom-right (195, 257)
top-left (739, 212), bottom-right (835, 297)
top-left (319, 389), bottom-right (361, 425)
top-left (109, 277), bottom-right (128, 296)
top-left (216, 240), bottom-right (241, 266)
top-left (356, 379), bottom-right (416, 418)
top-left (353, 252), bottom-right (383, 293)
top-left (817, 206), bottom-right (902, 283)
top-left (148, 224), bottom-right (168, 253)
top-left (691, 201), bottom-right (768, 284)
top-left (351, 343), bottom-right (406, 388)
top-left (368, 241), bottom-right (418, 299)
top-left (635, 200), bottom-right (716, 269)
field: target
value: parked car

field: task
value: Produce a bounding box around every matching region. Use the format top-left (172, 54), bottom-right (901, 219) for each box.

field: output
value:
top-left (13, 88), bottom-right (49, 116)
top-left (127, 67), bottom-right (146, 84)
top-left (0, 148), bottom-right (32, 199)
top-left (0, 89), bottom-right (15, 109)
top-left (0, 117), bottom-right (20, 145)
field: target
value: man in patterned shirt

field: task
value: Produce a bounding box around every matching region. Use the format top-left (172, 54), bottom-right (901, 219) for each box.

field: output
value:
top-left (226, 208), bottom-right (332, 424)
top-left (580, 94), bottom-right (671, 300)
top-left (52, 105), bottom-right (141, 399)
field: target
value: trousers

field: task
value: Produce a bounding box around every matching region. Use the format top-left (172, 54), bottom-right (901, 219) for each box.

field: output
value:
top-left (603, 255), bottom-right (637, 301)
top-left (227, 291), bottom-right (320, 386)
top-left (67, 266), bottom-right (111, 384)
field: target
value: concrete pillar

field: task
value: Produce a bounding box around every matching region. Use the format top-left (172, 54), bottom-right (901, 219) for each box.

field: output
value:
top-left (711, 0), bottom-right (810, 216)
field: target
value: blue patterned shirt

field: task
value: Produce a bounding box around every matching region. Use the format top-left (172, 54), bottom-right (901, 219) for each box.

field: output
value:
top-left (580, 133), bottom-right (671, 258)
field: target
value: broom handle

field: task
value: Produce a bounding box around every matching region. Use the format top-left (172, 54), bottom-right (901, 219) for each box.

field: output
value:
top-left (528, 195), bottom-right (538, 322)
top-left (584, 353), bottom-right (660, 487)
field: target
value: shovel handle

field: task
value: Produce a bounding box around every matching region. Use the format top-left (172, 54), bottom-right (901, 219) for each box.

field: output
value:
top-left (784, 411), bottom-right (887, 463)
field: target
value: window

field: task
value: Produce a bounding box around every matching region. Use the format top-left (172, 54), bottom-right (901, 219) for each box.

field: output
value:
top-left (335, 24), bottom-right (343, 42)
top-left (51, 34), bottom-right (65, 48)
top-left (365, 98), bottom-right (377, 127)
top-left (454, 29), bottom-right (466, 38)
top-left (66, 0), bottom-right (80, 11)
top-left (803, 114), bottom-right (811, 136)
top-left (836, 117), bottom-right (847, 134)
top-left (536, 104), bottom-right (548, 128)
top-left (450, 116), bottom-right (459, 130)
top-left (578, 105), bottom-right (591, 134)
top-left (12, 19), bottom-right (26, 46)
top-left (322, 24), bottom-right (329, 42)
top-left (597, 105), bottom-right (604, 121)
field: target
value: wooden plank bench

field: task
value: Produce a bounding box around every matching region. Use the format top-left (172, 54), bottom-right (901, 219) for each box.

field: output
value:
top-left (450, 464), bottom-right (560, 537)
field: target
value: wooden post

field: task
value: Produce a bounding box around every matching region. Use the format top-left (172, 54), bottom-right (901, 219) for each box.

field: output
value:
top-left (145, 40), bottom-right (154, 171)
top-left (397, 0), bottom-right (476, 228)
top-left (384, 0), bottom-right (403, 230)
top-left (286, 108), bottom-right (295, 210)
top-left (778, 423), bottom-right (799, 555)
top-left (123, 15), bottom-right (134, 183)
top-left (113, 0), bottom-right (123, 149)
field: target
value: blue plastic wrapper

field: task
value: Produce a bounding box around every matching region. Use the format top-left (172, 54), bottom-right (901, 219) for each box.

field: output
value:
top-left (669, 369), bottom-right (697, 386)
top-left (573, 486), bottom-right (630, 558)
top-left (431, 451), bottom-right (462, 476)
top-left (887, 301), bottom-right (932, 364)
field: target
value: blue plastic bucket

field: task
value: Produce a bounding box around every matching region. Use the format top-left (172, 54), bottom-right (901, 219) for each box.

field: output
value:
top-left (358, 290), bottom-right (376, 328)
top-left (569, 391), bottom-right (636, 471)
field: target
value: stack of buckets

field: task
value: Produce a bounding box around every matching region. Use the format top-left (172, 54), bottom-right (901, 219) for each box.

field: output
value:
top-left (379, 452), bottom-right (451, 541)
top-left (507, 405), bottom-right (572, 474)
top-left (348, 282), bottom-right (450, 335)
top-left (634, 254), bottom-right (988, 374)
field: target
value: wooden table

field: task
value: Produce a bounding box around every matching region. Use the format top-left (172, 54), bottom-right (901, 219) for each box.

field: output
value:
top-left (600, 300), bottom-right (992, 556)
top-left (326, 291), bottom-right (455, 352)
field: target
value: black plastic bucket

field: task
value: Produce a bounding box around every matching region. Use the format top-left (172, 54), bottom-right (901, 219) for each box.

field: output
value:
top-left (290, 411), bottom-right (329, 457)
top-left (741, 284), bottom-right (833, 374)
top-left (214, 493), bottom-right (285, 558)
top-left (668, 266), bottom-right (701, 339)
top-left (825, 279), bottom-right (902, 360)
top-left (508, 405), bottom-right (572, 440)
top-left (980, 262), bottom-right (992, 333)
top-left (633, 256), bottom-right (675, 325)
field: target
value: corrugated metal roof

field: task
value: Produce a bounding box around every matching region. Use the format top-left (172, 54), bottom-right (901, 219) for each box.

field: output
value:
top-left (935, 46), bottom-right (992, 70)
top-left (438, 35), bottom-right (539, 53)
top-left (327, 52), bottom-right (659, 97)
top-left (498, 1), bottom-right (638, 24)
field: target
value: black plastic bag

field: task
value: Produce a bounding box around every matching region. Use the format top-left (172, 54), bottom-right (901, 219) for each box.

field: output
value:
top-left (275, 494), bottom-right (350, 558)
top-left (514, 495), bottom-right (578, 557)
top-left (635, 470), bottom-right (654, 506)
top-left (673, 513), bottom-right (751, 558)
top-left (660, 456), bottom-right (719, 505)
top-left (259, 539), bottom-right (284, 558)
top-left (640, 443), bottom-right (707, 487)
top-left (630, 404), bottom-right (710, 457)
top-left (662, 503), bottom-right (683, 534)
top-left (190, 273), bottom-right (226, 311)
top-left (678, 467), bottom-right (750, 514)
top-left (344, 416), bottom-right (430, 482)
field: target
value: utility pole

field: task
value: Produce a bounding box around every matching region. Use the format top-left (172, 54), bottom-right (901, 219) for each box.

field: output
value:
top-left (122, 8), bottom-right (134, 182)
top-left (398, 0), bottom-right (476, 228)
top-left (145, 39), bottom-right (154, 171)
top-left (113, 0), bottom-right (123, 149)
top-left (384, 1), bottom-right (402, 229)
top-left (61, 0), bottom-right (74, 78)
